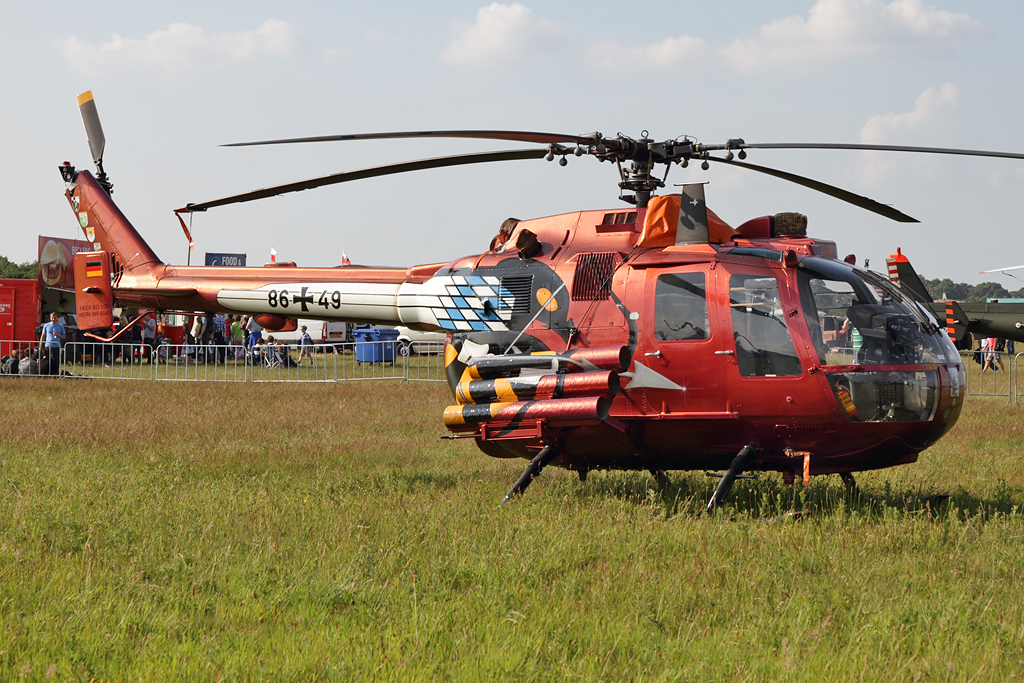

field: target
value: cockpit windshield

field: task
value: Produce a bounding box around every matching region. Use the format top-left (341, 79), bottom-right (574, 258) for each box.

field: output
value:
top-left (796, 258), bottom-right (946, 366)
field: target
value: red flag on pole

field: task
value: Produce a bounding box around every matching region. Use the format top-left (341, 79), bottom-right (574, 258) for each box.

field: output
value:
top-left (174, 211), bottom-right (195, 249)
top-left (342, 251), bottom-right (351, 266)
top-left (270, 247), bottom-right (277, 263)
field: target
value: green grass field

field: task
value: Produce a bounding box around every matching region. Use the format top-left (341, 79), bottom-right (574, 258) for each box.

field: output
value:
top-left (1, 379), bottom-right (1023, 681)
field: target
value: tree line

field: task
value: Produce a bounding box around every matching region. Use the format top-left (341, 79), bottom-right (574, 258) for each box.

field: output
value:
top-left (0, 256), bottom-right (37, 280)
top-left (920, 276), bottom-right (1024, 303)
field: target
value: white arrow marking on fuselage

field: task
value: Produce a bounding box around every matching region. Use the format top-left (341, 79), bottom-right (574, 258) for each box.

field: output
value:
top-left (620, 360), bottom-right (685, 391)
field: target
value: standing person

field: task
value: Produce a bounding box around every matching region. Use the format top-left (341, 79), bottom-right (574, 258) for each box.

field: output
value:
top-left (124, 309), bottom-right (143, 364)
top-left (200, 312), bottom-right (215, 348)
top-left (39, 311), bottom-right (65, 374)
top-left (239, 315), bottom-right (250, 350)
top-left (210, 313), bottom-right (226, 363)
top-left (297, 325), bottom-right (314, 365)
top-left (194, 312), bottom-right (215, 362)
top-left (981, 337), bottom-right (1005, 373)
top-left (54, 297), bottom-right (69, 326)
top-left (141, 311), bottom-right (157, 362)
top-left (230, 315), bottom-right (245, 359)
top-left (192, 313), bottom-right (206, 361)
top-left (246, 315), bottom-right (263, 349)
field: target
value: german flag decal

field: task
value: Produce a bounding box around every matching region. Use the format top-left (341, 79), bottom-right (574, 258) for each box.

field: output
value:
top-left (86, 260), bottom-right (103, 278)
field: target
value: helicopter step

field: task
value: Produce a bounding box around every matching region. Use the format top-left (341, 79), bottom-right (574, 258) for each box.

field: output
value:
top-left (500, 443), bottom-right (560, 507)
top-left (839, 472), bottom-right (860, 496)
top-left (650, 469), bottom-right (670, 486)
top-left (705, 443), bottom-right (759, 514)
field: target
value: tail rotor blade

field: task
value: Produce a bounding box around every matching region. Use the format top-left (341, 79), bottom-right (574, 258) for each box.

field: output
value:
top-left (77, 91), bottom-right (106, 166)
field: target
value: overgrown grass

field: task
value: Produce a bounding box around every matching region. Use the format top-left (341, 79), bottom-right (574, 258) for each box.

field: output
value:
top-left (1, 380), bottom-right (1022, 681)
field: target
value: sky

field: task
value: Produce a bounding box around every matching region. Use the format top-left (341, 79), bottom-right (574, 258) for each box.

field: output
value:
top-left (2, 0), bottom-right (1023, 285)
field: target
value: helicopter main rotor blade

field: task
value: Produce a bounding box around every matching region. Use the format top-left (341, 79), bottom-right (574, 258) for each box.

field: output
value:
top-left (704, 156), bottom-right (919, 223)
top-left (737, 142), bottom-right (1024, 161)
top-left (222, 130), bottom-right (605, 148)
top-left (77, 90), bottom-right (106, 165)
top-left (980, 264), bottom-right (1024, 274)
top-left (180, 148), bottom-right (548, 212)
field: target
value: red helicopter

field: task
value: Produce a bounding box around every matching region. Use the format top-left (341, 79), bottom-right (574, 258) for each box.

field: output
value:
top-left (64, 91), bottom-right (1024, 509)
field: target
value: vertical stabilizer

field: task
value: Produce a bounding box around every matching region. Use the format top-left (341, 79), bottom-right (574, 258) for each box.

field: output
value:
top-left (885, 248), bottom-right (933, 304)
top-left (63, 166), bottom-right (162, 278)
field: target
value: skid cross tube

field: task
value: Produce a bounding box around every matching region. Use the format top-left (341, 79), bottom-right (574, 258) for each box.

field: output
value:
top-left (500, 444), bottom-right (560, 506)
top-left (705, 443), bottom-right (759, 514)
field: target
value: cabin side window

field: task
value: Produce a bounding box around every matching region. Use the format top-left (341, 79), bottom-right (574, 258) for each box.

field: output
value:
top-left (729, 274), bottom-right (802, 377)
top-left (654, 272), bottom-right (708, 341)
top-left (796, 273), bottom-right (856, 364)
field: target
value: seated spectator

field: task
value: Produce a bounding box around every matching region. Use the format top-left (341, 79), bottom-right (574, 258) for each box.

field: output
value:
top-left (269, 336), bottom-right (297, 367)
top-left (266, 336), bottom-right (285, 366)
top-left (20, 350), bottom-right (39, 375)
top-left (38, 348), bottom-right (51, 376)
top-left (3, 350), bottom-right (20, 374)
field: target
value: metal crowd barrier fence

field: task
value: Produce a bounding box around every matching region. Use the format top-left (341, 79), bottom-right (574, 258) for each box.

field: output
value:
top-left (53, 338), bottom-right (448, 384)
top-left (246, 343), bottom-right (339, 383)
top-left (154, 343), bottom-right (249, 382)
top-left (65, 341), bottom-right (157, 380)
top-left (1, 339), bottom-right (65, 377)
top-left (402, 342), bottom-right (447, 382)
top-left (1011, 350), bottom-right (1019, 403)
top-left (29, 341), bottom-right (1023, 401)
top-left (958, 348), bottom-right (1018, 403)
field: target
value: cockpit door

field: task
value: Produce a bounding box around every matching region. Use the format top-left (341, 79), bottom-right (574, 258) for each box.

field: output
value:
top-left (634, 266), bottom-right (732, 415)
top-left (720, 266), bottom-right (839, 422)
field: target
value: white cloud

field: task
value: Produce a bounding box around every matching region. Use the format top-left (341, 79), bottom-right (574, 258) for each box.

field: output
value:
top-left (588, 35), bottom-right (710, 72)
top-left (719, 0), bottom-right (984, 74)
top-left (58, 19), bottom-right (301, 76)
top-left (440, 3), bottom-right (556, 66)
top-left (856, 83), bottom-right (960, 183)
top-left (860, 82), bottom-right (959, 143)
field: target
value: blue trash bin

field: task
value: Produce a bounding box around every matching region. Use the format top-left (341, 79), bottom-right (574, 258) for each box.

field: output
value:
top-left (355, 327), bottom-right (399, 363)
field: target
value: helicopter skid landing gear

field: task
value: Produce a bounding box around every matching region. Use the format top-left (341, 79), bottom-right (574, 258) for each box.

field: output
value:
top-left (705, 443), bottom-right (759, 514)
top-left (500, 444), bottom-right (560, 507)
top-left (839, 472), bottom-right (860, 497)
top-left (650, 470), bottom-right (670, 487)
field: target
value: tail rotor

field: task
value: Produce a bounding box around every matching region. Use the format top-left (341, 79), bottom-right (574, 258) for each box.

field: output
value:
top-left (77, 91), bottom-right (112, 195)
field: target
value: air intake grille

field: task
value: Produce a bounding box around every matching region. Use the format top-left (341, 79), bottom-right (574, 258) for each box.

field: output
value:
top-left (499, 275), bottom-right (534, 316)
top-left (600, 211), bottom-right (637, 225)
top-left (571, 252), bottom-right (615, 301)
top-left (597, 211), bottom-right (638, 232)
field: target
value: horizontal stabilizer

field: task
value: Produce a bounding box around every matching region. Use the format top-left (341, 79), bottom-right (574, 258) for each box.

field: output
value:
top-left (112, 287), bottom-right (198, 298)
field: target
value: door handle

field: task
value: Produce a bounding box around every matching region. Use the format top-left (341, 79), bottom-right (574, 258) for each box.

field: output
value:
top-left (644, 350), bottom-right (662, 358)
top-left (715, 350), bottom-right (734, 355)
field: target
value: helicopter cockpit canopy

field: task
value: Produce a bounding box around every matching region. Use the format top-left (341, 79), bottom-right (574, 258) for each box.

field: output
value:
top-left (797, 257), bottom-right (947, 366)
top-left (796, 257), bottom-right (960, 423)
